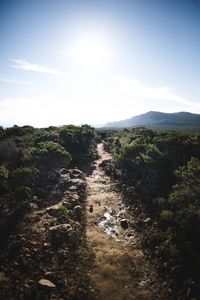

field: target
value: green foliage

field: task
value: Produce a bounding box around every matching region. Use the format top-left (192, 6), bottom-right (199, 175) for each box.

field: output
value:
top-left (58, 205), bottom-right (69, 217)
top-left (104, 127), bottom-right (200, 276)
top-left (15, 186), bottom-right (32, 201)
top-left (0, 165), bottom-right (9, 179)
top-left (168, 158), bottom-right (200, 251)
top-left (160, 210), bottom-right (174, 221)
top-left (0, 124), bottom-right (95, 235)
top-left (32, 141), bottom-right (71, 171)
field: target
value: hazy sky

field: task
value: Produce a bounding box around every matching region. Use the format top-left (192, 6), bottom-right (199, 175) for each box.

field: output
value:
top-left (0, 0), bottom-right (199, 127)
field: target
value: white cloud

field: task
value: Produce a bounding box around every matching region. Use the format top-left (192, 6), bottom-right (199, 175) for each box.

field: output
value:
top-left (0, 97), bottom-right (76, 127)
top-left (9, 59), bottom-right (72, 80)
top-left (0, 76), bottom-right (34, 86)
top-left (1, 75), bottom-right (199, 127)
top-left (114, 77), bottom-right (200, 109)
top-left (0, 91), bottom-right (137, 127)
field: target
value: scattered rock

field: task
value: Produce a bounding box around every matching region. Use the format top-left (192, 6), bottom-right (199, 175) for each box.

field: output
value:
top-left (143, 217), bottom-right (151, 224)
top-left (71, 199), bottom-right (78, 208)
top-left (68, 186), bottom-right (77, 191)
top-left (73, 205), bottom-right (82, 220)
top-left (120, 219), bottom-right (128, 230)
top-left (44, 271), bottom-right (57, 281)
top-left (70, 168), bottom-right (85, 180)
top-left (98, 159), bottom-right (112, 168)
top-left (127, 230), bottom-right (135, 237)
top-left (46, 207), bottom-right (60, 218)
top-left (49, 224), bottom-right (72, 245)
top-left (62, 201), bottom-right (71, 209)
top-left (38, 279), bottom-right (56, 288)
top-left (67, 230), bottom-right (78, 247)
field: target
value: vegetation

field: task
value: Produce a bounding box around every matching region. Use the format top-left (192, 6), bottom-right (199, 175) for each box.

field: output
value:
top-left (103, 127), bottom-right (200, 280)
top-left (2, 122), bottom-right (200, 294)
top-left (0, 124), bottom-right (96, 239)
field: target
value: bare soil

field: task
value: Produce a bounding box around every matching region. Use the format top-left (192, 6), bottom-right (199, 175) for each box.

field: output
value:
top-left (86, 144), bottom-right (168, 300)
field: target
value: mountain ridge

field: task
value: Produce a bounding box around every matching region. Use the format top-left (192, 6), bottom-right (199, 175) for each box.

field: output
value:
top-left (104, 111), bottom-right (200, 130)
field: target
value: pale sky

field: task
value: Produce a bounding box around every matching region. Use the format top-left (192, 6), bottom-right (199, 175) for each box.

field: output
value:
top-left (0, 0), bottom-right (199, 127)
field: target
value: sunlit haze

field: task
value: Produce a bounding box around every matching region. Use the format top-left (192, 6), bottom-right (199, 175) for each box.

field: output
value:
top-left (0, 0), bottom-right (199, 127)
top-left (68, 35), bottom-right (112, 67)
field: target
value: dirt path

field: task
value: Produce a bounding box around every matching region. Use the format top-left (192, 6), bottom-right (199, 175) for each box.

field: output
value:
top-left (86, 144), bottom-right (167, 300)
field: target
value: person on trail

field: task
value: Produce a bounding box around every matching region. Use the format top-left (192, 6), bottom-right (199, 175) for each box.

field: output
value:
top-left (89, 203), bottom-right (93, 213)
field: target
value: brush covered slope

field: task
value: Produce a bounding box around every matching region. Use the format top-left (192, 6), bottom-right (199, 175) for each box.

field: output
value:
top-left (0, 124), bottom-right (96, 299)
top-left (101, 127), bottom-right (200, 298)
top-left (104, 111), bottom-right (200, 130)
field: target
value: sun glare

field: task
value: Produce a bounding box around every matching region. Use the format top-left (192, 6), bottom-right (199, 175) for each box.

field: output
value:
top-left (68, 36), bottom-right (112, 66)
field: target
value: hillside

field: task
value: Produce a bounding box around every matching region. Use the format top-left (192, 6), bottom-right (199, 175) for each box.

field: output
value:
top-left (104, 111), bottom-right (200, 130)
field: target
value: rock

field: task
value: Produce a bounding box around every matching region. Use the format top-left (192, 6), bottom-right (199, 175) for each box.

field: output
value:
top-left (147, 234), bottom-right (160, 250)
top-left (127, 230), bottom-right (135, 237)
top-left (62, 201), bottom-right (71, 209)
top-left (71, 199), bottom-right (78, 208)
top-left (38, 279), bottom-right (56, 288)
top-left (73, 205), bottom-right (82, 220)
top-left (49, 224), bottom-right (72, 245)
top-left (68, 179), bottom-right (86, 192)
top-left (71, 194), bottom-right (79, 200)
top-left (60, 168), bottom-right (69, 175)
top-left (143, 217), bottom-right (151, 224)
top-left (46, 207), bottom-right (60, 217)
top-left (99, 159), bottom-right (112, 168)
top-left (45, 271), bottom-right (56, 281)
top-left (120, 219), bottom-right (128, 230)
top-left (48, 191), bottom-right (62, 204)
top-left (70, 168), bottom-right (85, 180)
top-left (30, 202), bottom-right (38, 210)
top-left (67, 230), bottom-right (78, 247)
top-left (68, 186), bottom-right (77, 191)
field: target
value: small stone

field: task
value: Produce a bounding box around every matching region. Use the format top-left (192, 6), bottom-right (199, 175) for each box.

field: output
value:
top-left (143, 217), bottom-right (151, 224)
top-left (120, 219), bottom-right (128, 229)
top-left (49, 224), bottom-right (73, 246)
top-left (62, 201), bottom-right (71, 209)
top-left (45, 271), bottom-right (56, 280)
top-left (68, 186), bottom-right (77, 191)
top-left (38, 279), bottom-right (56, 288)
top-left (73, 205), bottom-right (82, 219)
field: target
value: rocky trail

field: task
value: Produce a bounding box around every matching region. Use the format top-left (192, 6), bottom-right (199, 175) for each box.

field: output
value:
top-left (0, 143), bottom-right (170, 300)
top-left (86, 144), bottom-right (168, 300)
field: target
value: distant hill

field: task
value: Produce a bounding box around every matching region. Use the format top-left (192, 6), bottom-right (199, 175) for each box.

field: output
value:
top-left (104, 111), bottom-right (200, 130)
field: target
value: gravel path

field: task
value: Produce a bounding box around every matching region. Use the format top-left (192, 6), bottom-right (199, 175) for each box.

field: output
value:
top-left (86, 144), bottom-right (168, 300)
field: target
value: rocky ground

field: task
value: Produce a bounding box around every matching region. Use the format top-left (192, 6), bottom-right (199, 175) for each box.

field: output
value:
top-left (0, 144), bottom-right (195, 300)
top-left (86, 144), bottom-right (170, 300)
top-left (0, 168), bottom-right (94, 300)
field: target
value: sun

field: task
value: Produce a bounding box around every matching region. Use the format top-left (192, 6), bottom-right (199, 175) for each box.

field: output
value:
top-left (68, 36), bottom-right (112, 66)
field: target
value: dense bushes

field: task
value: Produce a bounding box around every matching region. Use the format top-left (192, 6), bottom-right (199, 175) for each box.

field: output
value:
top-left (104, 127), bottom-right (200, 278)
top-left (0, 124), bottom-right (96, 235)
